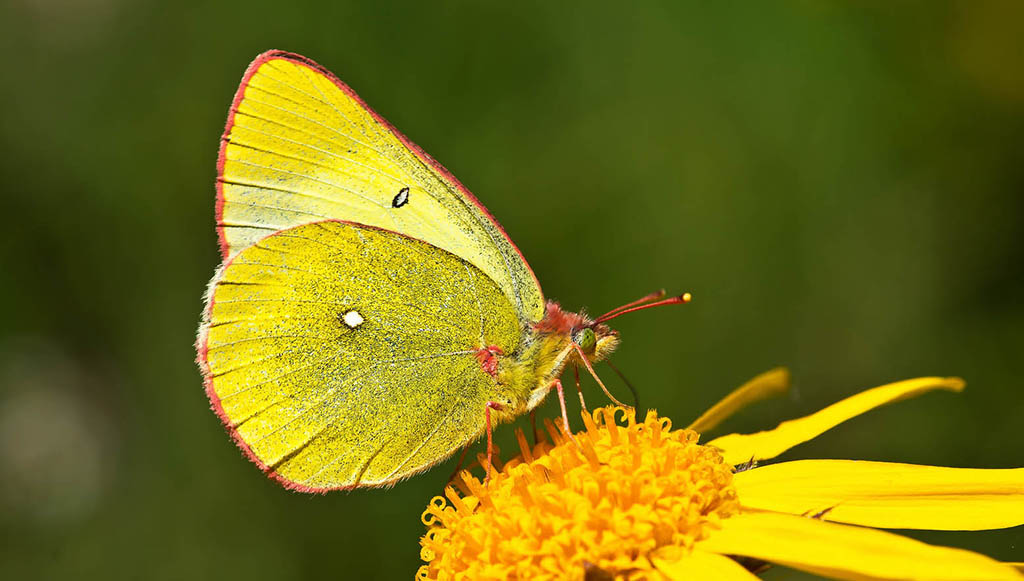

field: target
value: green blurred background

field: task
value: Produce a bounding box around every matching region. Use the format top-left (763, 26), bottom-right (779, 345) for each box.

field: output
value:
top-left (1, 1), bottom-right (1021, 579)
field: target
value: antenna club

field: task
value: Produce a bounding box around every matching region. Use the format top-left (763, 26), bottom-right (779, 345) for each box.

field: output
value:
top-left (681, 292), bottom-right (692, 302)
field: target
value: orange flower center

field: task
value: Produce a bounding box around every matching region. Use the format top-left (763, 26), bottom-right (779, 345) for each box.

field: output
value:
top-left (418, 407), bottom-right (740, 579)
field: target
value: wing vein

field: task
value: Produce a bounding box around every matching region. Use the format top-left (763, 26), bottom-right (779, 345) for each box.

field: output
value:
top-left (227, 159), bottom-right (385, 209)
top-left (229, 107), bottom-right (407, 184)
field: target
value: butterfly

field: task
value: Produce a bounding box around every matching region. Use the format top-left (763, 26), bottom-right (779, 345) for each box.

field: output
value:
top-left (196, 50), bottom-right (689, 492)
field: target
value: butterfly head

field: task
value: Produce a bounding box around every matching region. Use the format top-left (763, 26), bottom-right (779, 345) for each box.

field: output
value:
top-left (580, 290), bottom-right (691, 363)
top-left (527, 292), bottom-right (688, 411)
top-left (571, 323), bottom-right (619, 364)
top-left (537, 290), bottom-right (690, 366)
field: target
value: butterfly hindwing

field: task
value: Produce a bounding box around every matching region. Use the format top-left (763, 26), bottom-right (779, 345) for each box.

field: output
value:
top-left (217, 51), bottom-right (544, 324)
top-left (199, 220), bottom-right (522, 490)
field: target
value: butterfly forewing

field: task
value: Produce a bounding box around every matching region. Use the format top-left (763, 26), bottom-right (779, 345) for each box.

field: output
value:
top-left (217, 51), bottom-right (544, 324)
top-left (199, 220), bottom-right (522, 490)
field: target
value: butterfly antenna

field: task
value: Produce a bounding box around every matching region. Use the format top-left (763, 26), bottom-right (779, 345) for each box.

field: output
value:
top-left (606, 360), bottom-right (639, 410)
top-left (594, 292), bottom-right (692, 324)
top-left (595, 289), bottom-right (667, 321)
top-left (572, 342), bottom-right (628, 407)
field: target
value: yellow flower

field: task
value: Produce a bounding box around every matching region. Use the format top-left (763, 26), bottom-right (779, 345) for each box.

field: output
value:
top-left (417, 370), bottom-right (1024, 580)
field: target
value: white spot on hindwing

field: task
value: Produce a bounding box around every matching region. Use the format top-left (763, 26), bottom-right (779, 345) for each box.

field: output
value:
top-left (342, 310), bottom-right (365, 328)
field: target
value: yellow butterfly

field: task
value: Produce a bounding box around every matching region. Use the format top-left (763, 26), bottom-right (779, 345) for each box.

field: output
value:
top-left (196, 50), bottom-right (688, 491)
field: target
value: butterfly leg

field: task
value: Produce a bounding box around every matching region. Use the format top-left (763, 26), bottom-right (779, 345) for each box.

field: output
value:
top-left (573, 363), bottom-right (588, 412)
top-left (484, 401), bottom-right (504, 482)
top-left (550, 379), bottom-right (578, 444)
top-left (572, 343), bottom-right (628, 407)
top-left (445, 443), bottom-right (472, 487)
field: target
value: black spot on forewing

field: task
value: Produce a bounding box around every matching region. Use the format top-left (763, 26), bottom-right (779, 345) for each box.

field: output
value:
top-left (392, 187), bottom-right (410, 208)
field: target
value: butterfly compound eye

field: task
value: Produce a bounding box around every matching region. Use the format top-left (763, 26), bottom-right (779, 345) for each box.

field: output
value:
top-left (573, 327), bottom-right (597, 353)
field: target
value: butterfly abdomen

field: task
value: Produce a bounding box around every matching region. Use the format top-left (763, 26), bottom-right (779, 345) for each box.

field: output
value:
top-left (490, 325), bottom-right (572, 413)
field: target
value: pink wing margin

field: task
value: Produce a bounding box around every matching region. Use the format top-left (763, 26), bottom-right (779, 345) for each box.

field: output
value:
top-left (214, 49), bottom-right (542, 298)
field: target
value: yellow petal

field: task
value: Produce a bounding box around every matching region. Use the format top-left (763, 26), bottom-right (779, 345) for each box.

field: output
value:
top-left (697, 511), bottom-right (1023, 581)
top-left (707, 376), bottom-right (965, 465)
top-left (687, 367), bottom-right (791, 433)
top-left (651, 547), bottom-right (761, 580)
top-left (734, 459), bottom-right (1024, 530)
top-left (1010, 564), bottom-right (1024, 574)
